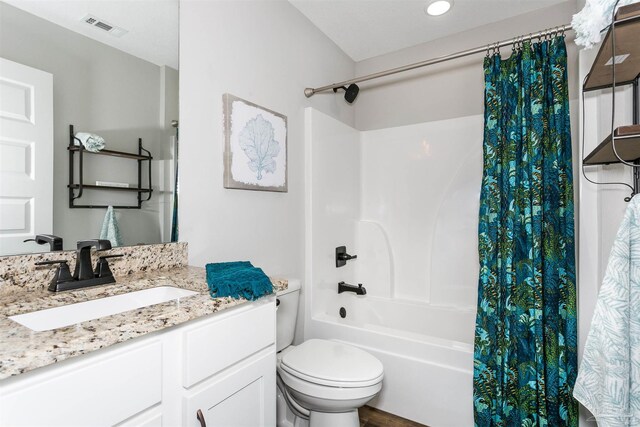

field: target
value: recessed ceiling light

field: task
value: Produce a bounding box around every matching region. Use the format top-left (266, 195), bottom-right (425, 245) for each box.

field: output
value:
top-left (425, 0), bottom-right (453, 16)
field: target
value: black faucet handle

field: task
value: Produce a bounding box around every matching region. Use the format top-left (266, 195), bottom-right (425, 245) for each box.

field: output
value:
top-left (94, 254), bottom-right (122, 278)
top-left (35, 260), bottom-right (74, 291)
top-left (98, 254), bottom-right (123, 260)
top-left (35, 260), bottom-right (69, 266)
top-left (336, 246), bottom-right (358, 268)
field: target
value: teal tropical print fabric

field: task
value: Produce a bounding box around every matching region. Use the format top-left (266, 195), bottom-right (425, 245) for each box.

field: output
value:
top-left (473, 36), bottom-right (578, 427)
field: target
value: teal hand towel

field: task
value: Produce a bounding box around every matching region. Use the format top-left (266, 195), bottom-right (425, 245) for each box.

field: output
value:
top-left (100, 206), bottom-right (123, 247)
top-left (206, 261), bottom-right (273, 301)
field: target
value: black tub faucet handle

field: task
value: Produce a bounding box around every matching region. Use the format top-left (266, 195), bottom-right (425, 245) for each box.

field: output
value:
top-left (336, 246), bottom-right (358, 268)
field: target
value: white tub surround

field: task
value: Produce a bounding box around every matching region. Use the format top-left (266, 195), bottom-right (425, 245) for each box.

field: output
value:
top-left (304, 108), bottom-right (480, 426)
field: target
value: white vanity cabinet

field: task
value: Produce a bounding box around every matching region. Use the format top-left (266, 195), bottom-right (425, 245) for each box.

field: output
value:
top-left (0, 297), bottom-right (276, 427)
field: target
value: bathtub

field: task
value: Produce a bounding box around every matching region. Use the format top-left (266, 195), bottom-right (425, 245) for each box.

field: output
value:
top-left (305, 294), bottom-right (475, 427)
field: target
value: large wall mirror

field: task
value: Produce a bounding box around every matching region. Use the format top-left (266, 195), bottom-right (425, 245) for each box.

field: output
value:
top-left (0, 0), bottom-right (179, 256)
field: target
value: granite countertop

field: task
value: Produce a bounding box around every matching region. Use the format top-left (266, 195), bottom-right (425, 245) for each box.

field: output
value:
top-left (0, 266), bottom-right (288, 380)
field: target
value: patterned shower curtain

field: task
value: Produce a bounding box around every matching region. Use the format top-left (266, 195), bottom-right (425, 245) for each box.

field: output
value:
top-left (473, 36), bottom-right (578, 427)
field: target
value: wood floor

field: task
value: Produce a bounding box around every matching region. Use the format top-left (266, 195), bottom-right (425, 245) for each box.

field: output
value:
top-left (358, 406), bottom-right (428, 427)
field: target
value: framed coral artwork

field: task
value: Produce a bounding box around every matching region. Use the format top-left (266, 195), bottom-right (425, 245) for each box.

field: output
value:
top-left (223, 94), bottom-right (288, 192)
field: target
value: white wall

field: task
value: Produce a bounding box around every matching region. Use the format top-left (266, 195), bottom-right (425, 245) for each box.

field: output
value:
top-left (0, 2), bottom-right (176, 251)
top-left (178, 1), bottom-right (354, 285)
top-left (353, 1), bottom-right (579, 130)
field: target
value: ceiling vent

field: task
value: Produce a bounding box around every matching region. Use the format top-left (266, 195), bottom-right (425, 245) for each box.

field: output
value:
top-left (82, 14), bottom-right (128, 38)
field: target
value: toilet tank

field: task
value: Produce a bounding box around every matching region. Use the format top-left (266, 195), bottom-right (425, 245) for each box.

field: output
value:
top-left (276, 279), bottom-right (301, 352)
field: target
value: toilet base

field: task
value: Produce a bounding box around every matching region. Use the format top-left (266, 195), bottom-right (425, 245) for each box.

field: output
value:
top-left (309, 410), bottom-right (359, 427)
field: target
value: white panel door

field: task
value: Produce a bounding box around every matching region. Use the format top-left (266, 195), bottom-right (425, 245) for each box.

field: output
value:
top-left (0, 57), bottom-right (53, 255)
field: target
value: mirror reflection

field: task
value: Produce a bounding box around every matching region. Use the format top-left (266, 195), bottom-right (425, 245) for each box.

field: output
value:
top-left (0, 0), bottom-right (179, 256)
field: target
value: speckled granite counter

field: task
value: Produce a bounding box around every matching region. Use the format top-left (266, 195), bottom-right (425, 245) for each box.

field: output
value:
top-left (0, 266), bottom-right (288, 380)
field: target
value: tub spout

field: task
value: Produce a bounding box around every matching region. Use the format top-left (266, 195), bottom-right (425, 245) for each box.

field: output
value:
top-left (338, 281), bottom-right (366, 295)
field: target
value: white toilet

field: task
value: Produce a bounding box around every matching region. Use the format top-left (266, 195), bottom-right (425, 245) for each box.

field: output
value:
top-left (276, 279), bottom-right (384, 427)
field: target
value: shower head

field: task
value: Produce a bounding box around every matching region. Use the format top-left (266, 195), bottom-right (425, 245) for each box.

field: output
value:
top-left (333, 83), bottom-right (359, 104)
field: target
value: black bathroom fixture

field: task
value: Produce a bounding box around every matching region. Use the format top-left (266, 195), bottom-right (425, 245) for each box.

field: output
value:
top-left (23, 234), bottom-right (63, 251)
top-left (332, 83), bottom-right (359, 104)
top-left (336, 246), bottom-right (358, 268)
top-left (338, 281), bottom-right (366, 295)
top-left (37, 239), bottom-right (123, 292)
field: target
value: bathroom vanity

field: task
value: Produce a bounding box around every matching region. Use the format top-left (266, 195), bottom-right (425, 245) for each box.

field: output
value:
top-left (0, 243), bottom-right (284, 426)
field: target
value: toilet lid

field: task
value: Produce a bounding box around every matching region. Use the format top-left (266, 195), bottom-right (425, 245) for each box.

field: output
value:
top-left (281, 339), bottom-right (383, 387)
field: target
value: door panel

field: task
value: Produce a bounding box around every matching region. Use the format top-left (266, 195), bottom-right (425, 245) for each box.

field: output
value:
top-left (0, 57), bottom-right (53, 254)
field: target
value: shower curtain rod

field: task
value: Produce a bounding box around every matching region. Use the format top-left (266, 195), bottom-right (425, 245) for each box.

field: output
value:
top-left (304, 24), bottom-right (573, 98)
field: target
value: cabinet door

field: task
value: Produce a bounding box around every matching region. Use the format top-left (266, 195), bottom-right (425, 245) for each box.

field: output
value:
top-left (0, 341), bottom-right (162, 426)
top-left (184, 348), bottom-right (275, 427)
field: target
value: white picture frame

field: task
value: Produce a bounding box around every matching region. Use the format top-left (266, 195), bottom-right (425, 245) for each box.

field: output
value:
top-left (223, 94), bottom-right (288, 192)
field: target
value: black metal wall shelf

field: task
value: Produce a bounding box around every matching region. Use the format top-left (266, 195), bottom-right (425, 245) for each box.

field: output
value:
top-left (68, 124), bottom-right (153, 209)
top-left (582, 3), bottom-right (640, 200)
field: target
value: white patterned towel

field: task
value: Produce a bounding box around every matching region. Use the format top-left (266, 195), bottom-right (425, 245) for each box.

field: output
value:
top-left (574, 196), bottom-right (640, 426)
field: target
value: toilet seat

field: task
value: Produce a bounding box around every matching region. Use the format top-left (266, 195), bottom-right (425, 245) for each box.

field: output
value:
top-left (279, 339), bottom-right (384, 388)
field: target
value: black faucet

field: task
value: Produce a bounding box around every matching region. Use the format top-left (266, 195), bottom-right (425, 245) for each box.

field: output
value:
top-left (338, 281), bottom-right (366, 295)
top-left (23, 234), bottom-right (63, 251)
top-left (36, 239), bottom-right (123, 292)
top-left (74, 239), bottom-right (112, 280)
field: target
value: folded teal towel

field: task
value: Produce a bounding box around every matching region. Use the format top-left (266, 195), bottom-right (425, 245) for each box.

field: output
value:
top-left (206, 261), bottom-right (273, 301)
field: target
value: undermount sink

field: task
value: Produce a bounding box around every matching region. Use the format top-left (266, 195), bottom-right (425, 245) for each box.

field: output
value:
top-left (9, 286), bottom-right (199, 332)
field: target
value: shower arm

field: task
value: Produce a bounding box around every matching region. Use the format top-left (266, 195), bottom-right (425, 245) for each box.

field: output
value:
top-left (304, 24), bottom-right (573, 98)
